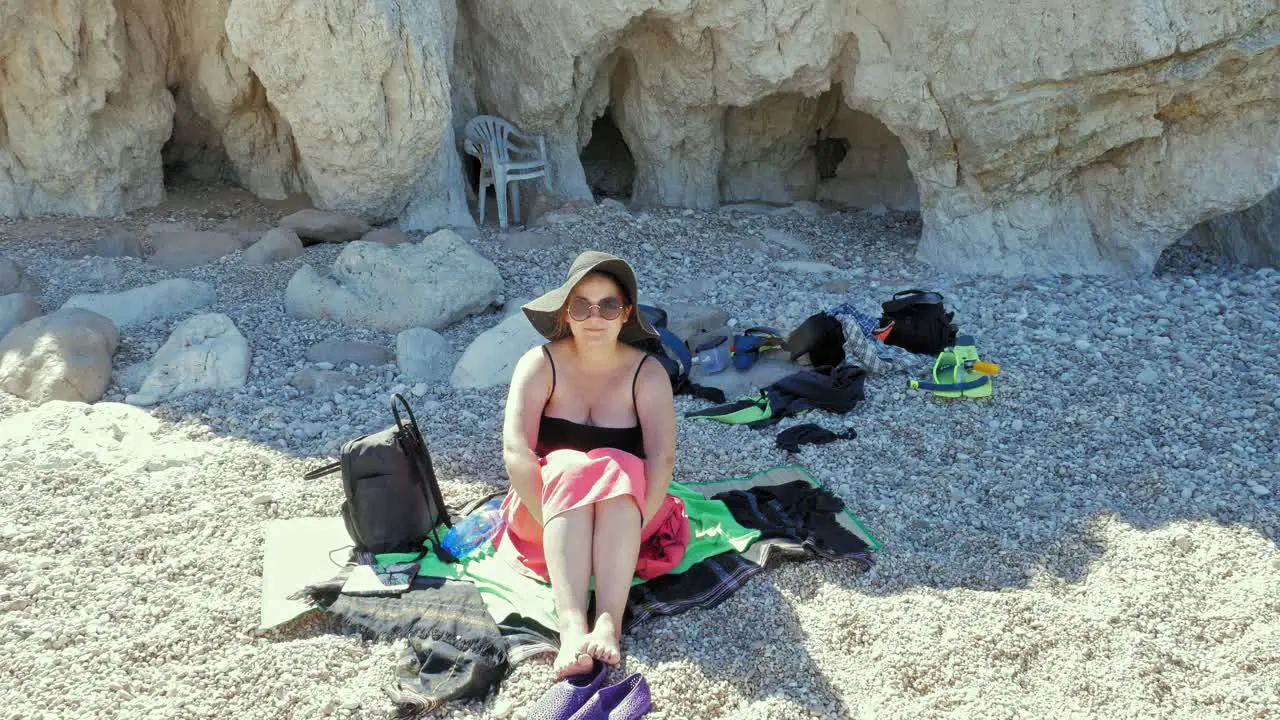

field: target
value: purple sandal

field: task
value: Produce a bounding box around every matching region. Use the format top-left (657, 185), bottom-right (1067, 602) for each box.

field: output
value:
top-left (525, 660), bottom-right (607, 720)
top-left (566, 672), bottom-right (652, 720)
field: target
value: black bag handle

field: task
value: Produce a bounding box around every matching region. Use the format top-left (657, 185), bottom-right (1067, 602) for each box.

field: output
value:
top-left (637, 303), bottom-right (669, 330)
top-left (883, 289), bottom-right (945, 314)
top-left (893, 288), bottom-right (931, 299)
top-left (303, 460), bottom-right (341, 480)
top-left (390, 393), bottom-right (421, 439)
top-left (389, 393), bottom-right (453, 530)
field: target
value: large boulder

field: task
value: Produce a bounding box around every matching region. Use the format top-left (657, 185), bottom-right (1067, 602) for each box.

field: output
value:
top-left (61, 279), bottom-right (217, 328)
top-left (0, 258), bottom-right (39, 295)
top-left (242, 227), bottom-right (306, 265)
top-left (450, 310), bottom-right (545, 389)
top-left (304, 339), bottom-right (391, 367)
top-left (126, 313), bottom-right (251, 406)
top-left (278, 210), bottom-right (370, 244)
top-left (0, 0), bottom-right (302, 217)
top-left (396, 327), bottom-right (453, 383)
top-left (225, 0), bottom-right (472, 227)
top-left (0, 293), bottom-right (41, 340)
top-left (283, 230), bottom-right (504, 332)
top-left (0, 309), bottom-right (119, 403)
top-left (147, 230), bottom-right (245, 267)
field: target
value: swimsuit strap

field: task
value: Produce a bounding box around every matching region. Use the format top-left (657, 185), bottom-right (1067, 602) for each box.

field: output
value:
top-left (540, 344), bottom-right (557, 397)
top-left (631, 353), bottom-right (650, 411)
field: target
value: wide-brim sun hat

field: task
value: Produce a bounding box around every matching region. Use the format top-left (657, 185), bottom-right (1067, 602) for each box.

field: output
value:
top-left (522, 250), bottom-right (659, 343)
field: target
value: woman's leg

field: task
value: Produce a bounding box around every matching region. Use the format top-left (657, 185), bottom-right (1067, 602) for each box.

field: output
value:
top-left (583, 495), bottom-right (642, 664)
top-left (544, 504), bottom-right (597, 676)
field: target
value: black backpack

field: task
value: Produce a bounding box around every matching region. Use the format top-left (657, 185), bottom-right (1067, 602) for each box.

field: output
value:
top-left (879, 290), bottom-right (958, 355)
top-left (304, 394), bottom-right (454, 558)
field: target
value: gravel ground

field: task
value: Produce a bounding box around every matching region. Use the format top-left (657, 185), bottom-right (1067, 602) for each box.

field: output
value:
top-left (1, 186), bottom-right (1277, 719)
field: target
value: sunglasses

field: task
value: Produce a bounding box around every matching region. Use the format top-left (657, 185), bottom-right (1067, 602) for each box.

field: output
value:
top-left (568, 296), bottom-right (625, 322)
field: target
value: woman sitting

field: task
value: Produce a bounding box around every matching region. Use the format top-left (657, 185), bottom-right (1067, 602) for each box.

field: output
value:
top-left (492, 251), bottom-right (687, 677)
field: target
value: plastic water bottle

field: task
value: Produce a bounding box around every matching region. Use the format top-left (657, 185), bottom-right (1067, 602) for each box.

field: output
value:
top-left (690, 339), bottom-right (731, 374)
top-left (441, 498), bottom-right (505, 559)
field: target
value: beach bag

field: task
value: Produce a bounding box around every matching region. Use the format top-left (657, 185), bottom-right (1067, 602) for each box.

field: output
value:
top-left (879, 290), bottom-right (957, 355)
top-left (631, 304), bottom-right (726, 402)
top-left (304, 394), bottom-right (454, 557)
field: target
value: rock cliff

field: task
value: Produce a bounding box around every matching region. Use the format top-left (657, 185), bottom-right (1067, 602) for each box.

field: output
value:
top-left (1, 0), bottom-right (1276, 275)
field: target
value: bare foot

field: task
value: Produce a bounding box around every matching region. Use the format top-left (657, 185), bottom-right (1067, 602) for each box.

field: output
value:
top-left (583, 614), bottom-right (622, 666)
top-left (553, 632), bottom-right (594, 678)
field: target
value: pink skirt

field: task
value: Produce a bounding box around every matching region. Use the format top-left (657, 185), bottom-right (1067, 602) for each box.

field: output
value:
top-left (492, 448), bottom-right (690, 583)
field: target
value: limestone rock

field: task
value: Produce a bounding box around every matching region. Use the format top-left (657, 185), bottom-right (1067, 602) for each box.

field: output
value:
top-left (61, 280), bottom-right (217, 328)
top-left (144, 222), bottom-right (194, 239)
top-left (721, 93), bottom-right (830, 205)
top-left (788, 201), bottom-right (825, 218)
top-left (0, 309), bottom-right (119, 403)
top-left (289, 368), bottom-right (357, 395)
top-left (0, 0), bottom-right (304, 216)
top-left (278, 210), bottom-right (371, 244)
top-left (243, 228), bottom-right (305, 265)
top-left (126, 313), bottom-right (251, 406)
top-left (113, 361), bottom-right (153, 395)
top-left (0, 3), bottom-right (171, 217)
top-left (0, 294), bottom-right (42, 341)
top-left (467, 0), bottom-right (1278, 275)
top-left (450, 311), bottom-right (545, 389)
top-left (771, 260), bottom-right (842, 275)
top-left (662, 302), bottom-right (730, 344)
top-left (361, 227), bottom-right (411, 247)
top-left (396, 327), bottom-right (453, 383)
top-left (1, 0), bottom-right (1275, 277)
top-left (304, 339), bottom-right (391, 367)
top-left (0, 258), bottom-right (39, 296)
top-left (1177, 187), bottom-right (1280, 268)
top-left (503, 229), bottom-right (560, 253)
top-left (283, 230), bottom-right (504, 332)
top-left (93, 234), bottom-right (145, 259)
top-left (688, 352), bottom-right (797, 401)
top-left (761, 229), bottom-right (811, 255)
top-left (147, 231), bottom-right (245, 267)
top-left (225, 0), bottom-right (471, 227)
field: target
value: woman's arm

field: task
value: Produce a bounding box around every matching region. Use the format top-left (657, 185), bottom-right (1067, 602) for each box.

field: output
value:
top-left (502, 347), bottom-right (553, 525)
top-left (635, 357), bottom-right (677, 529)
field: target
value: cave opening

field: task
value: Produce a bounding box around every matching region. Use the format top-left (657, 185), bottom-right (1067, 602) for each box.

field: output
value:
top-left (580, 109), bottom-right (636, 201)
top-left (1156, 188), bottom-right (1280, 274)
top-left (814, 135), bottom-right (849, 181)
top-left (160, 84), bottom-right (236, 189)
top-left (810, 100), bottom-right (919, 212)
top-left (718, 88), bottom-right (921, 214)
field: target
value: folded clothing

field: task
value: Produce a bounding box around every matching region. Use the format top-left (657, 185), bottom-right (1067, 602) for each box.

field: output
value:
top-left (714, 479), bottom-right (872, 560)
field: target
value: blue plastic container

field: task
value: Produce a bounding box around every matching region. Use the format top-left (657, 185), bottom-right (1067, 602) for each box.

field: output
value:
top-left (441, 498), bottom-right (505, 559)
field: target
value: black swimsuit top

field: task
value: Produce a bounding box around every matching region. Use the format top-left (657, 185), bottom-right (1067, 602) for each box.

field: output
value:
top-left (536, 346), bottom-right (648, 459)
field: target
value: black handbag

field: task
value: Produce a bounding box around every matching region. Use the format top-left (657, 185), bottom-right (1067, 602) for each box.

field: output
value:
top-left (304, 394), bottom-right (454, 558)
